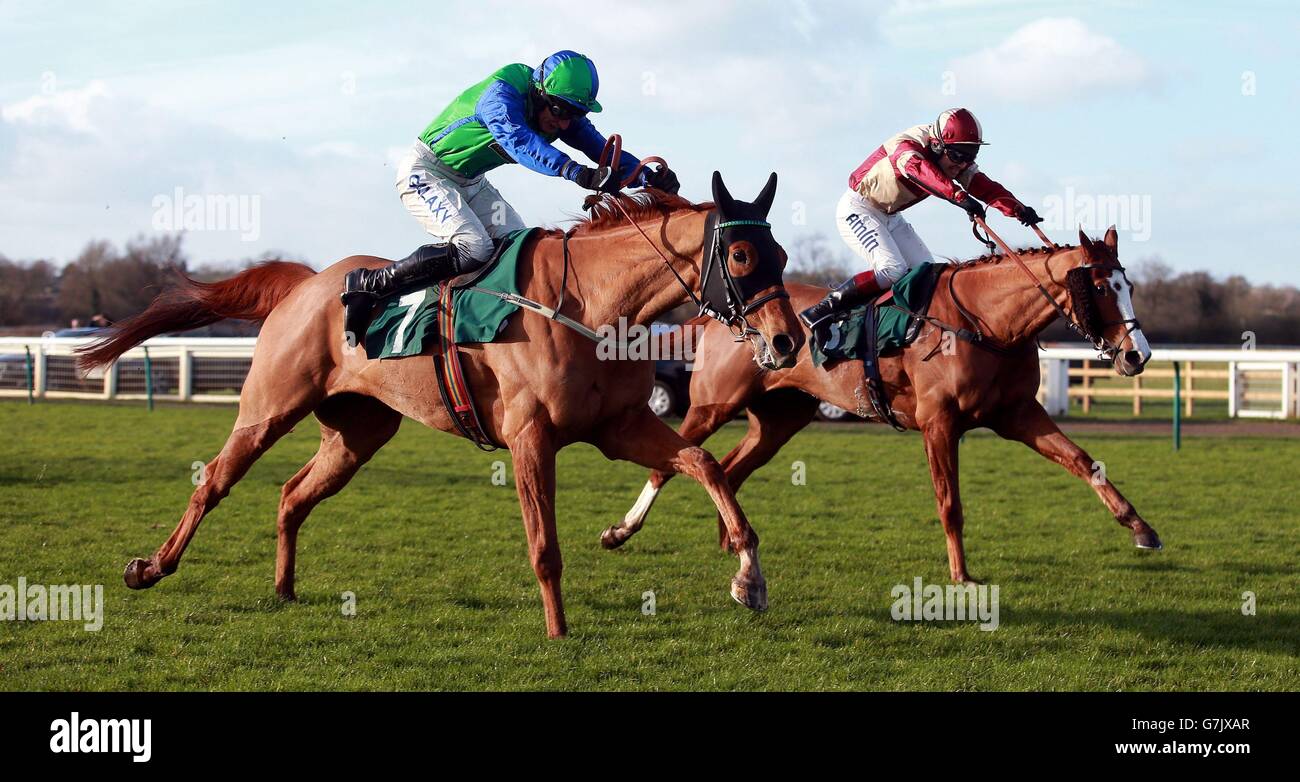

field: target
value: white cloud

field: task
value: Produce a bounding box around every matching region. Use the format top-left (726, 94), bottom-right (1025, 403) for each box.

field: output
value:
top-left (946, 17), bottom-right (1157, 104)
top-left (2, 80), bottom-right (110, 133)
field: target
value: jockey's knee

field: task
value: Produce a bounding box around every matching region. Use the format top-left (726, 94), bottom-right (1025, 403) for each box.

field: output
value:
top-left (872, 264), bottom-right (903, 289)
top-left (450, 233), bottom-right (495, 271)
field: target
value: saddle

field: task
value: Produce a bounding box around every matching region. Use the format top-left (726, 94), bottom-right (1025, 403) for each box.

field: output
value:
top-left (810, 262), bottom-right (943, 431)
top-left (364, 229), bottom-right (538, 451)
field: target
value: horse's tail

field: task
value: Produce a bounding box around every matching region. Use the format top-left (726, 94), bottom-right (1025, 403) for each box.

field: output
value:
top-left (77, 261), bottom-right (317, 370)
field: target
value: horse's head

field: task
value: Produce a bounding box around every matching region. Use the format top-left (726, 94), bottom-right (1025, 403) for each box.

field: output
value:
top-left (1066, 226), bottom-right (1151, 376)
top-left (703, 171), bottom-right (804, 370)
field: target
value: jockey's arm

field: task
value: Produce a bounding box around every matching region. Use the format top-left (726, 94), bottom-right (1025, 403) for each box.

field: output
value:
top-left (476, 79), bottom-right (586, 181)
top-left (561, 118), bottom-right (649, 186)
top-left (957, 166), bottom-right (1023, 218)
top-left (893, 141), bottom-right (962, 202)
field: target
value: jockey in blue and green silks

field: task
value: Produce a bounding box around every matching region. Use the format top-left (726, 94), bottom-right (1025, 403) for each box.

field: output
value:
top-left (341, 50), bottom-right (679, 339)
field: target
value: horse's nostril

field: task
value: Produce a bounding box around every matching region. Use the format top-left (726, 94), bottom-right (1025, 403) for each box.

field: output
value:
top-left (771, 333), bottom-right (795, 356)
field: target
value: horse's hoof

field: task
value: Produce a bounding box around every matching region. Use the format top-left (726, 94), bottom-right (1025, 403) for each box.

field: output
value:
top-left (730, 577), bottom-right (768, 612)
top-left (123, 558), bottom-right (161, 590)
top-left (1133, 528), bottom-right (1163, 550)
top-left (599, 526), bottom-right (626, 550)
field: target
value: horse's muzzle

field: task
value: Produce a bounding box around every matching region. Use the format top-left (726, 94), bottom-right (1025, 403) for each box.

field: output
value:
top-left (769, 332), bottom-right (799, 369)
top-left (752, 331), bottom-right (800, 371)
top-left (1114, 349), bottom-right (1147, 377)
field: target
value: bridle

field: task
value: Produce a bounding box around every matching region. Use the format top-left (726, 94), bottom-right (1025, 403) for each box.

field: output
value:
top-left (585, 135), bottom-right (788, 342)
top-left (697, 212), bottom-right (787, 339)
top-left (967, 215), bottom-right (1140, 362)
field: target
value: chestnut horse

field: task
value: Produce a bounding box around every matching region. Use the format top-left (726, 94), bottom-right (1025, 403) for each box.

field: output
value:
top-left (79, 174), bottom-right (804, 638)
top-left (604, 227), bottom-right (1162, 584)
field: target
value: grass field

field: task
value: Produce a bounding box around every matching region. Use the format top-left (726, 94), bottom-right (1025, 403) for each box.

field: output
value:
top-left (1, 399), bottom-right (1297, 691)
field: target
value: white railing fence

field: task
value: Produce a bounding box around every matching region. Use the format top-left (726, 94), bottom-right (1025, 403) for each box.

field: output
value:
top-left (0, 337), bottom-right (255, 405)
top-left (2, 337), bottom-right (1298, 419)
top-left (1035, 347), bottom-right (1300, 420)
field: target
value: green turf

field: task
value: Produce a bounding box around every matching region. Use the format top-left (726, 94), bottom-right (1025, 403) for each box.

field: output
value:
top-left (1, 399), bottom-right (1296, 691)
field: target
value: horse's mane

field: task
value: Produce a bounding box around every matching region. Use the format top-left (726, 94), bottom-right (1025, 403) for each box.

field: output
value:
top-left (948, 244), bottom-right (1076, 267)
top-left (557, 189), bottom-right (712, 236)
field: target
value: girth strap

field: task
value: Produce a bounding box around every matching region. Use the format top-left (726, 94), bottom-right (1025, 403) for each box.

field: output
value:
top-left (433, 284), bottom-right (500, 451)
top-left (860, 301), bottom-right (907, 432)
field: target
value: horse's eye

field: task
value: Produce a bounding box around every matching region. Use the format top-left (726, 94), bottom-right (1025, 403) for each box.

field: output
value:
top-left (1095, 283), bottom-right (1108, 294)
top-left (732, 249), bottom-right (748, 263)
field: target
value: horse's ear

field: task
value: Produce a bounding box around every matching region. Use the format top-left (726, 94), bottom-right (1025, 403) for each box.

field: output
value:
top-left (1078, 228), bottom-right (1092, 250)
top-left (1103, 225), bottom-right (1119, 254)
top-left (752, 172), bottom-right (778, 217)
top-left (711, 171), bottom-right (734, 212)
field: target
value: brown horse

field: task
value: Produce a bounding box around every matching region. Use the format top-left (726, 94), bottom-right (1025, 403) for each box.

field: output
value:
top-left (603, 227), bottom-right (1162, 584)
top-left (79, 175), bottom-right (805, 638)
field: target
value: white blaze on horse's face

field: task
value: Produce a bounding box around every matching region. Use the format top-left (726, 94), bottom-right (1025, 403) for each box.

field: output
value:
top-left (1108, 269), bottom-right (1151, 364)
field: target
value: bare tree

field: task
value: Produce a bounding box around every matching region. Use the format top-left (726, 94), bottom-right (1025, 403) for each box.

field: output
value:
top-left (785, 233), bottom-right (851, 287)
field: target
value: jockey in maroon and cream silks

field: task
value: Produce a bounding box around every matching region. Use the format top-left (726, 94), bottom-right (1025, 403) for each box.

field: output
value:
top-left (800, 108), bottom-right (1043, 327)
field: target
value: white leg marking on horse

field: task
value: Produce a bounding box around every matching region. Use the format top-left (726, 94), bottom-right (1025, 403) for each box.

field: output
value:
top-left (622, 480), bottom-right (660, 527)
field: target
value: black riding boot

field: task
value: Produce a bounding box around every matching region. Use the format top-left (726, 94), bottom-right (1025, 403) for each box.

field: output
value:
top-left (340, 244), bottom-right (461, 343)
top-left (800, 270), bottom-right (887, 329)
top-left (799, 278), bottom-right (873, 329)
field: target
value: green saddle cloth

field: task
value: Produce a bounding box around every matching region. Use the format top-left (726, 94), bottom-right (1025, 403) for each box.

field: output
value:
top-left (365, 228), bottom-right (535, 358)
top-left (811, 262), bottom-right (942, 368)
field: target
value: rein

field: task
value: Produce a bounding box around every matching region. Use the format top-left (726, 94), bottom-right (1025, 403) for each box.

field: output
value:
top-left (465, 136), bottom-right (685, 347)
top-left (970, 216), bottom-right (1076, 332)
top-left (584, 135), bottom-right (784, 341)
top-left (464, 235), bottom-right (605, 344)
top-left (963, 215), bottom-right (1133, 360)
top-left (472, 135), bottom-right (785, 353)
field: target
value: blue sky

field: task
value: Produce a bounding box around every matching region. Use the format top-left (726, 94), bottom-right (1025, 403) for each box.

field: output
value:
top-left (1, 0), bottom-right (1297, 284)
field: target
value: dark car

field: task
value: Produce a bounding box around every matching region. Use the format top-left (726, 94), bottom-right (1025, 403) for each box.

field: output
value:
top-left (52, 327), bottom-right (110, 339)
top-left (651, 357), bottom-right (691, 417)
top-left (649, 322), bottom-right (692, 417)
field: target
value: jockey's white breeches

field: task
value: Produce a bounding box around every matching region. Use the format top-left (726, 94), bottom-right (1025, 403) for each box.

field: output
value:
top-left (835, 188), bottom-right (934, 287)
top-left (395, 141), bottom-right (526, 266)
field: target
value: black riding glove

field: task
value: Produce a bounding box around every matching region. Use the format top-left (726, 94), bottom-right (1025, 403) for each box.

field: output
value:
top-left (576, 165), bottom-right (621, 194)
top-left (954, 193), bottom-right (986, 221)
top-left (1017, 205), bottom-right (1044, 226)
top-left (645, 165), bottom-right (680, 194)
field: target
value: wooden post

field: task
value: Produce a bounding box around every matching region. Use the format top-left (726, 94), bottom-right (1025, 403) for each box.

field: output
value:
top-left (34, 343), bottom-right (46, 399)
top-left (178, 345), bottom-right (192, 402)
top-left (1081, 359), bottom-right (1092, 414)
top-left (1228, 361), bottom-right (1237, 417)
top-left (104, 359), bottom-right (117, 400)
top-left (1133, 371), bottom-right (1142, 416)
top-left (1185, 360), bottom-right (1194, 417)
